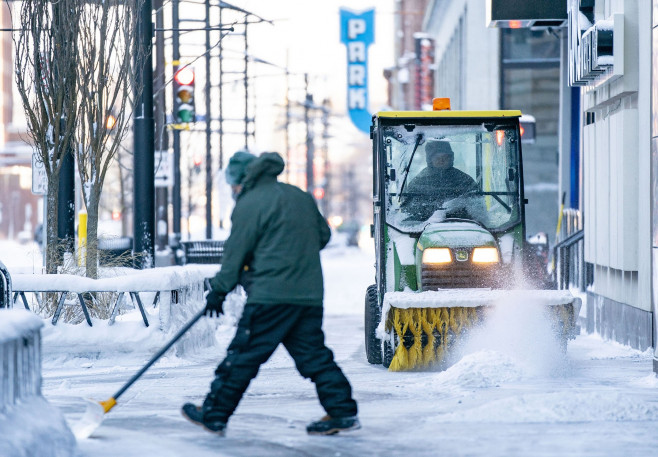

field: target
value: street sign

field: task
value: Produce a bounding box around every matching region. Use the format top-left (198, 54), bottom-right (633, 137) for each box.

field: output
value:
top-left (155, 151), bottom-right (174, 188)
top-left (31, 151), bottom-right (47, 195)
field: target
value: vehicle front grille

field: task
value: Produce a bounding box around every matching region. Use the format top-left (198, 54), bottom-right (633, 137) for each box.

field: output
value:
top-left (421, 253), bottom-right (499, 290)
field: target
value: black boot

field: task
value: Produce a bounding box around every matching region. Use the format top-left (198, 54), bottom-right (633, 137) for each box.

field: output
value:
top-left (306, 415), bottom-right (361, 435)
top-left (181, 403), bottom-right (227, 436)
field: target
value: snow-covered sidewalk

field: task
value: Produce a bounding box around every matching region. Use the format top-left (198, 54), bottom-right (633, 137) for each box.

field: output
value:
top-left (3, 242), bottom-right (658, 456)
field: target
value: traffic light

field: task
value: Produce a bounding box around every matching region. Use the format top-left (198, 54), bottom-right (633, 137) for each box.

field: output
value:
top-left (193, 156), bottom-right (202, 174)
top-left (174, 66), bottom-right (195, 123)
top-left (313, 187), bottom-right (325, 200)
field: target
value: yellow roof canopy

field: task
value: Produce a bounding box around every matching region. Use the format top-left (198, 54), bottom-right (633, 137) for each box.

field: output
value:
top-left (375, 110), bottom-right (522, 119)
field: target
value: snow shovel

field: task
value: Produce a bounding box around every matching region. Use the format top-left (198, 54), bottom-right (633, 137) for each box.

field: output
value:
top-left (72, 308), bottom-right (206, 439)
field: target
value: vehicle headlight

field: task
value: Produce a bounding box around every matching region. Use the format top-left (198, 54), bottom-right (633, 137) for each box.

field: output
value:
top-left (472, 247), bottom-right (499, 263)
top-left (422, 248), bottom-right (452, 264)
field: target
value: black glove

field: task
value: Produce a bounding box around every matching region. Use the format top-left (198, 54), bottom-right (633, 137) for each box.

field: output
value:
top-left (204, 289), bottom-right (225, 317)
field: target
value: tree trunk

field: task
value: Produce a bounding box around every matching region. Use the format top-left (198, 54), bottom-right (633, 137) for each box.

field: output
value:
top-left (45, 185), bottom-right (59, 274)
top-left (118, 152), bottom-right (128, 237)
top-left (85, 190), bottom-right (100, 279)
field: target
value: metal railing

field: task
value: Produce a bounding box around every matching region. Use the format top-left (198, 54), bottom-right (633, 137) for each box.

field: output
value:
top-left (558, 208), bottom-right (582, 240)
top-left (0, 316), bottom-right (41, 413)
top-left (553, 229), bottom-right (593, 291)
top-left (6, 266), bottom-right (210, 330)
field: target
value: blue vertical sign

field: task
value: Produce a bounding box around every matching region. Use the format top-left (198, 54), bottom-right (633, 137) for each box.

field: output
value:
top-left (340, 8), bottom-right (374, 134)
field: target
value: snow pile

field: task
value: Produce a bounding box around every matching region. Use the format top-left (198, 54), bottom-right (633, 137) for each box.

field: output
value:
top-left (432, 391), bottom-right (658, 423)
top-left (459, 298), bottom-right (569, 378)
top-left (0, 397), bottom-right (77, 457)
top-left (0, 310), bottom-right (77, 457)
top-left (630, 374), bottom-right (658, 388)
top-left (430, 350), bottom-right (524, 389)
top-left (0, 309), bottom-right (42, 342)
top-left (577, 333), bottom-right (653, 360)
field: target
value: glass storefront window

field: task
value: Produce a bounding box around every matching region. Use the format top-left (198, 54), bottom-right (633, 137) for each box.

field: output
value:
top-left (653, 138), bottom-right (658, 246)
top-left (501, 29), bottom-right (561, 63)
top-left (653, 27), bottom-right (658, 138)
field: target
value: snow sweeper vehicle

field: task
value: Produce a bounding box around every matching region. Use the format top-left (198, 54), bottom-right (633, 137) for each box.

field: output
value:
top-left (364, 99), bottom-right (581, 371)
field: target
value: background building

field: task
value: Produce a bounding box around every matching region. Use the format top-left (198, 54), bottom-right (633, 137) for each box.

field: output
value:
top-left (384, 0), bottom-right (658, 370)
top-left (485, 0), bottom-right (656, 370)
top-left (0, 2), bottom-right (38, 243)
top-left (385, 0), bottom-right (562, 243)
top-left (570, 0), bottom-right (653, 354)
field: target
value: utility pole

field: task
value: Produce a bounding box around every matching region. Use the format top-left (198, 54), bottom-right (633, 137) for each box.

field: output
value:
top-left (57, 149), bottom-right (75, 255)
top-left (321, 98), bottom-right (330, 216)
top-left (205, 0), bottom-right (212, 239)
top-left (52, 2), bottom-right (75, 260)
top-left (133, 0), bottom-right (155, 268)
top-left (243, 16), bottom-right (249, 149)
top-left (218, 4), bottom-right (225, 229)
top-left (304, 73), bottom-right (314, 195)
top-left (171, 0), bottom-right (182, 247)
top-left (284, 53), bottom-right (290, 183)
top-left (154, 0), bottom-right (169, 252)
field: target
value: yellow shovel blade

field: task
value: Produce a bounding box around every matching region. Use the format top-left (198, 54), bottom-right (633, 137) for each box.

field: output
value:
top-left (71, 397), bottom-right (115, 439)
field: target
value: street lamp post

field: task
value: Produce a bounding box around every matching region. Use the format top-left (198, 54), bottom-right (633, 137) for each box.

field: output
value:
top-left (133, 0), bottom-right (155, 268)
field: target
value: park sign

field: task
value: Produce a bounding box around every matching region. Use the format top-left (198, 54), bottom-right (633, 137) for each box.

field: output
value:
top-left (340, 7), bottom-right (374, 134)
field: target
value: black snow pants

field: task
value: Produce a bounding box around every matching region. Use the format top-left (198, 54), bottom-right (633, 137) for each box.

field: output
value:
top-left (202, 303), bottom-right (358, 423)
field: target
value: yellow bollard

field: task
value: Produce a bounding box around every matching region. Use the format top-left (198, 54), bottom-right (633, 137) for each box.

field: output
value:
top-left (78, 211), bottom-right (87, 266)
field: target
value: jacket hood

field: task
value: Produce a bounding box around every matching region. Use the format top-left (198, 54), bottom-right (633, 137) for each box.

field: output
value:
top-left (225, 150), bottom-right (257, 186)
top-left (242, 152), bottom-right (285, 190)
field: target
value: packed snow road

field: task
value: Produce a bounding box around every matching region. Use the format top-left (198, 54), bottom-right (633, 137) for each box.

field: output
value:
top-left (39, 246), bottom-right (658, 457)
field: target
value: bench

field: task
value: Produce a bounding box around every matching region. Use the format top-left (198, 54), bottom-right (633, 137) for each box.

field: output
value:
top-left (181, 240), bottom-right (225, 264)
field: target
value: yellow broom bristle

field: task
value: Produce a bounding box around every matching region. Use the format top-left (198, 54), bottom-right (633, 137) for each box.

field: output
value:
top-left (408, 309), bottom-right (422, 369)
top-left (388, 339), bottom-right (409, 371)
top-left (420, 309), bottom-right (436, 367)
top-left (387, 306), bottom-right (482, 372)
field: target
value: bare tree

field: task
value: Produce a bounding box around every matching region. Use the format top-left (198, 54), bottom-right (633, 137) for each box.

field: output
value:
top-left (11, 0), bottom-right (82, 274)
top-left (76, 0), bottom-right (144, 278)
top-left (11, 0), bottom-right (144, 278)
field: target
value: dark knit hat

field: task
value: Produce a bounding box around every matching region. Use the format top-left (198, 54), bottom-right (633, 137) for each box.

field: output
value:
top-left (225, 150), bottom-right (256, 185)
top-left (425, 140), bottom-right (454, 167)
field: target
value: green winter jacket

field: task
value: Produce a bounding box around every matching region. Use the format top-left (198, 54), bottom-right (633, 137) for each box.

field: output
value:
top-left (209, 152), bottom-right (331, 306)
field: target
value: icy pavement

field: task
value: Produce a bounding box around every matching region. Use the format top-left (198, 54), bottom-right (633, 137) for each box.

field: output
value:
top-left (11, 244), bottom-right (658, 456)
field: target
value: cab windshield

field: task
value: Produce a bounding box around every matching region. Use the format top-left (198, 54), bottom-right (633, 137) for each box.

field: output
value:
top-left (382, 121), bottom-right (521, 233)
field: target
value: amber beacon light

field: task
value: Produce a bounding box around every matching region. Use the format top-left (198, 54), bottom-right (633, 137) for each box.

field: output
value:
top-left (432, 98), bottom-right (451, 111)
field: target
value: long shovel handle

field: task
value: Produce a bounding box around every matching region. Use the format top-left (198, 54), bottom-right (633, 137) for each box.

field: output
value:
top-left (73, 309), bottom-right (208, 439)
top-left (111, 308), bottom-right (206, 401)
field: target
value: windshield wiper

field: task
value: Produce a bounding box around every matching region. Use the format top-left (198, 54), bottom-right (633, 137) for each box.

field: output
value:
top-left (490, 194), bottom-right (511, 213)
top-left (397, 133), bottom-right (423, 202)
top-left (479, 191), bottom-right (513, 213)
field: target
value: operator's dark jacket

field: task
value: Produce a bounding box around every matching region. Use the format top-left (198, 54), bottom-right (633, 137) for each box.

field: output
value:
top-left (404, 166), bottom-right (478, 220)
top-left (209, 152), bottom-right (331, 306)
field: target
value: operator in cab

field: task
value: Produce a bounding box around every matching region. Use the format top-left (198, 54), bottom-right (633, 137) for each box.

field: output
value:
top-left (402, 140), bottom-right (479, 221)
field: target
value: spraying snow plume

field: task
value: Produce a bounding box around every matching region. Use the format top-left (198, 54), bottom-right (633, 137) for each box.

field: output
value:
top-left (457, 292), bottom-right (570, 378)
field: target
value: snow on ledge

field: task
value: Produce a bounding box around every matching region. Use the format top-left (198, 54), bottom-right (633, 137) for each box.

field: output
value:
top-left (0, 309), bottom-right (43, 343)
top-left (10, 264), bottom-right (219, 293)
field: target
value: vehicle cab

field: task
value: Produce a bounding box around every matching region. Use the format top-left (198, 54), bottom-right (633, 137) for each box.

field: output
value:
top-left (371, 101), bottom-right (527, 293)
